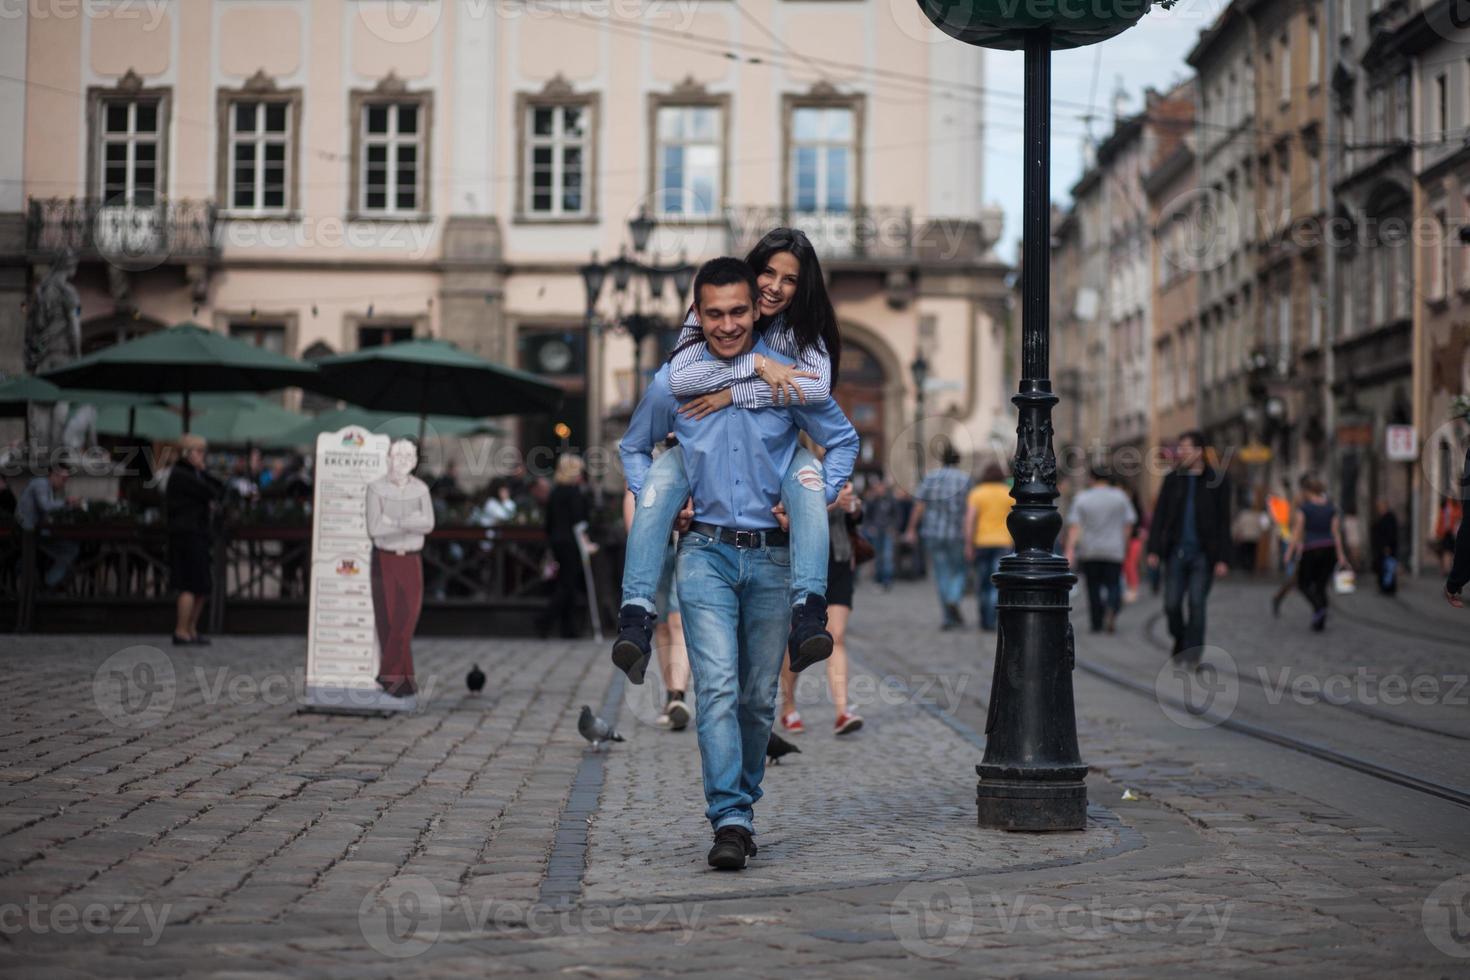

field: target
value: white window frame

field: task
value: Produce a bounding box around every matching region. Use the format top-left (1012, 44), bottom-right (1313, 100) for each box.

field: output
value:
top-left (524, 103), bottom-right (592, 219)
top-left (652, 102), bottom-right (726, 219)
top-left (97, 96), bottom-right (165, 205)
top-left (787, 104), bottom-right (858, 214)
top-left (226, 98), bottom-right (293, 215)
top-left (359, 101), bottom-right (426, 216)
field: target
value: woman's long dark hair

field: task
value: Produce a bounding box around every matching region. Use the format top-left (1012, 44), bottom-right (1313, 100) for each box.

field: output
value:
top-left (744, 228), bottom-right (842, 384)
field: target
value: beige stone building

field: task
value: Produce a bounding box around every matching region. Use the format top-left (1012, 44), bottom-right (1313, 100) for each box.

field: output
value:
top-left (1, 0), bottom-right (1012, 488)
top-left (1144, 81), bottom-right (1199, 504)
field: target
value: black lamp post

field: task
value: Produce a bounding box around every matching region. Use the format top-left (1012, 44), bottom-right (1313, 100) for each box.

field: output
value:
top-left (911, 351), bottom-right (930, 479)
top-left (580, 215), bottom-right (698, 427)
top-left (914, 0), bottom-right (1171, 832)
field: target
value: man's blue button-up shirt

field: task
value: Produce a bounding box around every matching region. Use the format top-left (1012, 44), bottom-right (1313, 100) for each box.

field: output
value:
top-left (619, 339), bottom-right (860, 530)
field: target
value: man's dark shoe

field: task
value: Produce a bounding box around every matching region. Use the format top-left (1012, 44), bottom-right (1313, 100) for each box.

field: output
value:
top-left (611, 605), bottom-right (656, 685)
top-left (944, 603), bottom-right (965, 627)
top-left (707, 826), bottom-right (756, 870)
top-left (787, 596), bottom-right (833, 673)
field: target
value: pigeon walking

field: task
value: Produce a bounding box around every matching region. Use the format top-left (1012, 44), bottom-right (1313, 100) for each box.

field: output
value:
top-left (466, 664), bottom-right (486, 694)
top-left (578, 705), bottom-right (624, 750)
top-left (766, 732), bottom-right (801, 765)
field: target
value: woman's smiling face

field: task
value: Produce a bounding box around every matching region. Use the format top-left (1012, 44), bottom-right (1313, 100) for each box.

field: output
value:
top-left (756, 250), bottom-right (800, 319)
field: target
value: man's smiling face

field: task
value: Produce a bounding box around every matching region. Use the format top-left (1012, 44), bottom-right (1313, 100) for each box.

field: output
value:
top-left (697, 282), bottom-right (757, 360)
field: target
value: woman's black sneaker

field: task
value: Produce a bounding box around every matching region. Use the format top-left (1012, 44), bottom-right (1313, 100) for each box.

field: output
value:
top-left (707, 826), bottom-right (756, 870)
top-left (611, 605), bottom-right (656, 684)
top-left (787, 597), bottom-right (833, 673)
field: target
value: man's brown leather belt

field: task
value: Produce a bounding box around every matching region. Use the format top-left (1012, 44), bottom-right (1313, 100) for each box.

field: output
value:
top-left (687, 522), bottom-right (789, 549)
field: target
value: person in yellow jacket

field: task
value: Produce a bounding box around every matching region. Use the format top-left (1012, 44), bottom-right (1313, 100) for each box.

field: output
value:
top-left (964, 463), bottom-right (1014, 631)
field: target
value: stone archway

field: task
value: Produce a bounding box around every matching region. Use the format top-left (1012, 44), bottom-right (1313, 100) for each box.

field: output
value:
top-left (832, 320), bottom-right (906, 482)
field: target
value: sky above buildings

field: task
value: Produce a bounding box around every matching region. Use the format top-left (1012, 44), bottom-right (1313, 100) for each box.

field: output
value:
top-left (983, 3), bottom-right (1215, 261)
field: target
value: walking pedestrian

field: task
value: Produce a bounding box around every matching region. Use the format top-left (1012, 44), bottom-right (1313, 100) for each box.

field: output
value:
top-left (1445, 446), bottom-right (1470, 607)
top-left (619, 257), bottom-right (858, 870)
top-left (1370, 498), bottom-right (1400, 595)
top-left (1146, 431), bottom-right (1232, 663)
top-left (166, 435), bottom-right (225, 646)
top-left (964, 463), bottom-right (1012, 631)
top-left (537, 454), bottom-right (594, 639)
top-left (1121, 482), bottom-right (1147, 603)
top-left (1064, 467), bottom-right (1137, 633)
top-left (1435, 494), bottom-right (1462, 575)
top-left (1271, 481), bottom-right (1302, 617)
top-left (1285, 475), bottom-right (1349, 631)
top-left (903, 442), bottom-right (971, 630)
top-left (780, 475), bottom-right (864, 735)
top-left (862, 475), bottom-right (900, 590)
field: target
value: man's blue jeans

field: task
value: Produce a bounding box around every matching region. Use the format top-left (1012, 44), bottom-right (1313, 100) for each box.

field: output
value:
top-left (1163, 547), bottom-right (1213, 659)
top-left (676, 532), bottom-right (791, 833)
top-left (623, 446), bottom-right (827, 612)
top-left (973, 547), bottom-right (1006, 630)
top-left (868, 530), bottom-right (895, 586)
top-left (926, 537), bottom-right (967, 619)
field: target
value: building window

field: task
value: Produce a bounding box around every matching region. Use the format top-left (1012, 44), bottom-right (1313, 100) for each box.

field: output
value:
top-left (348, 77), bottom-right (431, 218)
top-left (95, 94), bottom-right (166, 205)
top-left (1308, 21), bottom-right (1320, 87)
top-left (357, 323), bottom-right (415, 348)
top-left (786, 102), bottom-right (859, 213)
top-left (1394, 72), bottom-right (1411, 142)
top-left (229, 319), bottom-right (288, 354)
top-left (653, 103), bottom-right (725, 218)
top-left (1461, 196), bottom-right (1470, 292)
top-left (360, 102), bottom-right (424, 214)
top-left (1431, 209), bottom-right (1448, 301)
top-left (1279, 34), bottom-right (1290, 105)
top-left (518, 83), bottom-right (596, 220)
top-left (219, 81), bottom-right (300, 215)
top-left (1438, 74), bottom-right (1450, 138)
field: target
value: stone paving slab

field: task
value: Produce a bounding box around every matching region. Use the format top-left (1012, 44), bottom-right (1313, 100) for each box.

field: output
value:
top-left (584, 664), bottom-right (1123, 904)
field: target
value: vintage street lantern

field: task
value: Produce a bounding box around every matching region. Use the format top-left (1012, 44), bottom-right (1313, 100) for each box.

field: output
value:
top-left (914, 0), bottom-right (1175, 831)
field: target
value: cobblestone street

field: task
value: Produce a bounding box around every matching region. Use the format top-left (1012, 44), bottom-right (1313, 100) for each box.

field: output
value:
top-left (1, 576), bottom-right (1468, 977)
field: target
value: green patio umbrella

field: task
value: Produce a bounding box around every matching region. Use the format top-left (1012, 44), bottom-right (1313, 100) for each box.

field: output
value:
top-left (94, 394), bottom-right (308, 446)
top-left (313, 338), bottom-right (562, 440)
top-left (274, 408), bottom-right (505, 448)
top-left (40, 322), bottom-right (319, 430)
top-left (0, 375), bottom-right (158, 442)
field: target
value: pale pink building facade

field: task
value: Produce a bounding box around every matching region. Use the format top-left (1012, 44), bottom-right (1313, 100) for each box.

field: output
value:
top-left (2, 0), bottom-right (1012, 485)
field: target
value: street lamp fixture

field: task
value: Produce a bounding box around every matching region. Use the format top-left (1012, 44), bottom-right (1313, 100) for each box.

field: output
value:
top-left (579, 214), bottom-right (699, 414)
top-left (629, 208), bottom-right (656, 253)
top-left (911, 351), bottom-right (930, 479)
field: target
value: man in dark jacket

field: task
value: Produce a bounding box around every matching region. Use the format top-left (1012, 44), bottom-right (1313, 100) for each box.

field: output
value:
top-left (1446, 446), bottom-right (1470, 607)
top-left (1147, 430), bottom-right (1232, 664)
top-left (167, 435), bottom-right (224, 645)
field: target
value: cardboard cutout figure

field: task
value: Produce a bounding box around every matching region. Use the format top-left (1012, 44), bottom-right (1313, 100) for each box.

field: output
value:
top-left (365, 440), bottom-right (434, 698)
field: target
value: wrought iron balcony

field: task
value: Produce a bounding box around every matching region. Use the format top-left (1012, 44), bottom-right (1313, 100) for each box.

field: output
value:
top-left (26, 197), bottom-right (218, 266)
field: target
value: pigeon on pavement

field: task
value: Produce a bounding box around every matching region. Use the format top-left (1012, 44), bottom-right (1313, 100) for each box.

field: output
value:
top-left (766, 732), bottom-right (801, 765)
top-left (466, 664), bottom-right (486, 694)
top-left (578, 705), bottom-right (625, 750)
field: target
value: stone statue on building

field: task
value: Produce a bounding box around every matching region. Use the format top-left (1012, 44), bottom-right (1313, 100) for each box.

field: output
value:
top-left (24, 250), bottom-right (81, 450)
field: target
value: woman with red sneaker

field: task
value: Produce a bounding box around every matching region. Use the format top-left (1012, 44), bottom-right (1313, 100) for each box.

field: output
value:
top-left (779, 473), bottom-right (865, 736)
